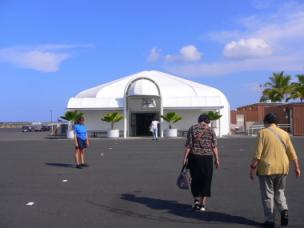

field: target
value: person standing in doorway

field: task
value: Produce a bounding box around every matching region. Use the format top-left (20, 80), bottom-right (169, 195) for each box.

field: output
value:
top-left (250, 113), bottom-right (301, 228)
top-left (182, 114), bottom-right (220, 211)
top-left (74, 116), bottom-right (90, 169)
top-left (151, 119), bottom-right (159, 140)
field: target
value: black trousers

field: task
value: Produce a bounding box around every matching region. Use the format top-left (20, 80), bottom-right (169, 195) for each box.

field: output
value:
top-left (188, 154), bottom-right (213, 198)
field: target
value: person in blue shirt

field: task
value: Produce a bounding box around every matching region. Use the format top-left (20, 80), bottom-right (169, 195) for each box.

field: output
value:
top-left (73, 116), bottom-right (90, 169)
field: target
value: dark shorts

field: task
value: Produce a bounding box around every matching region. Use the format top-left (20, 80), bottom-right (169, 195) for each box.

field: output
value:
top-left (76, 138), bottom-right (87, 150)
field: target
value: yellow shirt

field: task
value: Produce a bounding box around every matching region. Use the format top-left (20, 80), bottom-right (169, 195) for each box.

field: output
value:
top-left (254, 124), bottom-right (298, 175)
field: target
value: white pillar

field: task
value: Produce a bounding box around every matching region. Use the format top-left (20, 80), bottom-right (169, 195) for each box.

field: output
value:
top-left (160, 105), bottom-right (164, 138)
top-left (218, 116), bottom-right (221, 137)
top-left (123, 97), bottom-right (127, 138)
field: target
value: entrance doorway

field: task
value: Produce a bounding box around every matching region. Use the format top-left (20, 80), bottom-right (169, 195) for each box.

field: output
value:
top-left (130, 113), bottom-right (158, 136)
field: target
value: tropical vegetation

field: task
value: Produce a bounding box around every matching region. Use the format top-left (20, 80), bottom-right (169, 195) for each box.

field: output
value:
top-left (161, 112), bottom-right (182, 129)
top-left (204, 111), bottom-right (222, 121)
top-left (101, 112), bottom-right (124, 130)
top-left (61, 110), bottom-right (84, 123)
top-left (290, 75), bottom-right (304, 102)
top-left (260, 72), bottom-right (304, 103)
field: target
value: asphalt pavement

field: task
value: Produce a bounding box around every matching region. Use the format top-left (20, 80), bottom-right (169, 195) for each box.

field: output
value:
top-left (0, 131), bottom-right (303, 228)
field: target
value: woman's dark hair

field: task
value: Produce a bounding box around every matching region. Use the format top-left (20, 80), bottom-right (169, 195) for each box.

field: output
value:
top-left (198, 114), bottom-right (210, 124)
top-left (263, 113), bottom-right (279, 125)
top-left (78, 116), bottom-right (85, 123)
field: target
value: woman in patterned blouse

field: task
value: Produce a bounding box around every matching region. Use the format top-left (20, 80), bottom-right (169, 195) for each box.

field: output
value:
top-left (183, 114), bottom-right (220, 211)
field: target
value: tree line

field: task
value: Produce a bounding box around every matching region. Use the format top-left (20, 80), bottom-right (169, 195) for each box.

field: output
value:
top-left (260, 72), bottom-right (304, 103)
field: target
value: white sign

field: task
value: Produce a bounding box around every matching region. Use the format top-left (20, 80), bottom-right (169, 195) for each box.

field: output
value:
top-left (143, 98), bottom-right (156, 108)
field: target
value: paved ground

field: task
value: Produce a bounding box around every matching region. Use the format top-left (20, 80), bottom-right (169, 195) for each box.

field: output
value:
top-left (0, 130), bottom-right (303, 228)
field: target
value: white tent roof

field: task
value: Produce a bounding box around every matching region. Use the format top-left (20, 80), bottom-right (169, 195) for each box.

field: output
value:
top-left (67, 70), bottom-right (228, 109)
top-left (127, 79), bottom-right (159, 96)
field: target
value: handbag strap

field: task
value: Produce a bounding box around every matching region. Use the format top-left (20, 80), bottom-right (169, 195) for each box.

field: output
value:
top-left (267, 127), bottom-right (287, 151)
top-left (181, 164), bottom-right (187, 172)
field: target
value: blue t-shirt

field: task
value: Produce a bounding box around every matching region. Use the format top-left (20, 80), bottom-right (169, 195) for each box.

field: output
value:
top-left (74, 124), bottom-right (87, 140)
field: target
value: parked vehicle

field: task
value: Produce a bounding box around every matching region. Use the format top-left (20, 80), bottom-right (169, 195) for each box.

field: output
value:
top-left (31, 123), bottom-right (43, 132)
top-left (22, 123), bottom-right (50, 132)
top-left (41, 125), bottom-right (51, 131)
top-left (22, 125), bottom-right (32, 132)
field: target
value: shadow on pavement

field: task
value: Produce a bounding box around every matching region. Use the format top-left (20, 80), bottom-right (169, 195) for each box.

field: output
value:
top-left (120, 193), bottom-right (261, 227)
top-left (45, 162), bottom-right (75, 168)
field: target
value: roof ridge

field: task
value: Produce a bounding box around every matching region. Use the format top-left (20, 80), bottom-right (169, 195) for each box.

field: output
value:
top-left (156, 71), bottom-right (199, 96)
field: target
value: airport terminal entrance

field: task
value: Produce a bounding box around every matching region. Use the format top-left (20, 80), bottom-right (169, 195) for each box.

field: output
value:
top-left (125, 78), bottom-right (162, 138)
top-left (130, 113), bottom-right (159, 136)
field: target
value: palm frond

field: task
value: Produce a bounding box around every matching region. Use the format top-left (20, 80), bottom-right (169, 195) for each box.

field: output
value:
top-left (203, 111), bottom-right (222, 121)
top-left (161, 112), bottom-right (182, 129)
top-left (101, 112), bottom-right (124, 129)
top-left (61, 111), bottom-right (83, 122)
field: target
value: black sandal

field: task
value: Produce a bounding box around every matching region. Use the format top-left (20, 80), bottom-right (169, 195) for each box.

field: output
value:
top-left (281, 210), bottom-right (288, 226)
top-left (192, 200), bottom-right (201, 211)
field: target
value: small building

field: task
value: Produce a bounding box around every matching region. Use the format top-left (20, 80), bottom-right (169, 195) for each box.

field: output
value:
top-left (234, 103), bottom-right (283, 131)
top-left (265, 103), bottom-right (304, 136)
top-left (231, 102), bottom-right (304, 136)
top-left (67, 70), bottom-right (230, 137)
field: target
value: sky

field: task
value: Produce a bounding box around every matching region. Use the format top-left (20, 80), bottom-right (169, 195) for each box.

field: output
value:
top-left (0, 0), bottom-right (304, 122)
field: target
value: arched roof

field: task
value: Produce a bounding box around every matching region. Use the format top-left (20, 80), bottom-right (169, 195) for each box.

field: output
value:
top-left (67, 70), bottom-right (229, 109)
top-left (127, 78), bottom-right (159, 96)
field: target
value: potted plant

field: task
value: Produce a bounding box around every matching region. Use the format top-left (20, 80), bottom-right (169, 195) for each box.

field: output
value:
top-left (161, 112), bottom-right (182, 137)
top-left (61, 111), bottom-right (83, 139)
top-left (204, 111), bottom-right (222, 135)
top-left (101, 112), bottom-right (124, 138)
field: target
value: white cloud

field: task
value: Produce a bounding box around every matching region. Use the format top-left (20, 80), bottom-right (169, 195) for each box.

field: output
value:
top-left (166, 55), bottom-right (304, 77)
top-left (208, 30), bottom-right (242, 44)
top-left (214, 2), bottom-right (304, 47)
top-left (164, 45), bottom-right (202, 62)
top-left (0, 48), bottom-right (70, 72)
top-left (223, 38), bottom-right (272, 59)
top-left (164, 1), bottom-right (304, 77)
top-left (180, 45), bottom-right (202, 61)
top-left (0, 44), bottom-right (92, 72)
top-left (164, 54), bottom-right (176, 62)
top-left (36, 44), bottom-right (94, 51)
top-left (147, 47), bottom-right (161, 62)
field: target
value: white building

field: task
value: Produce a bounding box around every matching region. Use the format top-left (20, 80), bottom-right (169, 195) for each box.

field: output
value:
top-left (67, 70), bottom-right (230, 137)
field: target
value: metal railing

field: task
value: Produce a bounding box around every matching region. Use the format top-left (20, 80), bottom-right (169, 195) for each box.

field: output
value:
top-left (247, 124), bottom-right (291, 136)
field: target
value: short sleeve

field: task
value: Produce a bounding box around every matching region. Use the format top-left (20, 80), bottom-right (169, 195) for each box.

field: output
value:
top-left (185, 126), bottom-right (193, 148)
top-left (286, 136), bottom-right (298, 161)
top-left (211, 129), bottom-right (217, 148)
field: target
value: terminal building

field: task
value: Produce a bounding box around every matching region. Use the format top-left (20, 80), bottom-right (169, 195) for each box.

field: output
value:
top-left (67, 70), bottom-right (230, 137)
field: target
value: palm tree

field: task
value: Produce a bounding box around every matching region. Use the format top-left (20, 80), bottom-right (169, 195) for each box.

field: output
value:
top-left (290, 74), bottom-right (304, 102)
top-left (259, 94), bottom-right (270, 102)
top-left (204, 111), bottom-right (222, 121)
top-left (101, 112), bottom-right (124, 129)
top-left (261, 71), bottom-right (292, 102)
top-left (60, 110), bottom-right (84, 138)
top-left (61, 111), bottom-right (83, 123)
top-left (161, 112), bottom-right (182, 129)
top-left (201, 111), bottom-right (222, 130)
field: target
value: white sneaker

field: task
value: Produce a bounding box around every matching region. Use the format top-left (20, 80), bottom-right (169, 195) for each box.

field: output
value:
top-left (200, 205), bottom-right (206, 211)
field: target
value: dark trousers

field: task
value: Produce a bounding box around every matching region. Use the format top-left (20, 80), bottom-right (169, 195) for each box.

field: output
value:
top-left (188, 154), bottom-right (213, 198)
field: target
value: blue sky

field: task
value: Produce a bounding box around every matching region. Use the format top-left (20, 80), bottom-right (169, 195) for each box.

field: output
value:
top-left (1, 0), bottom-right (304, 121)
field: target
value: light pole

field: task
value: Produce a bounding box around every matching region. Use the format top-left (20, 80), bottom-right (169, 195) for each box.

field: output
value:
top-left (50, 110), bottom-right (53, 123)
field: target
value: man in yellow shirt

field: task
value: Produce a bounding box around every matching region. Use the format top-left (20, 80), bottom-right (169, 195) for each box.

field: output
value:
top-left (250, 113), bottom-right (301, 228)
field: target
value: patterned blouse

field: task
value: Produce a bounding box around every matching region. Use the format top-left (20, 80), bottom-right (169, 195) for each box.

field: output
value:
top-left (185, 124), bottom-right (217, 156)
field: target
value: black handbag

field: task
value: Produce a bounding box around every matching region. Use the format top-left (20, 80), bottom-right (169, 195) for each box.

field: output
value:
top-left (176, 164), bottom-right (190, 190)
